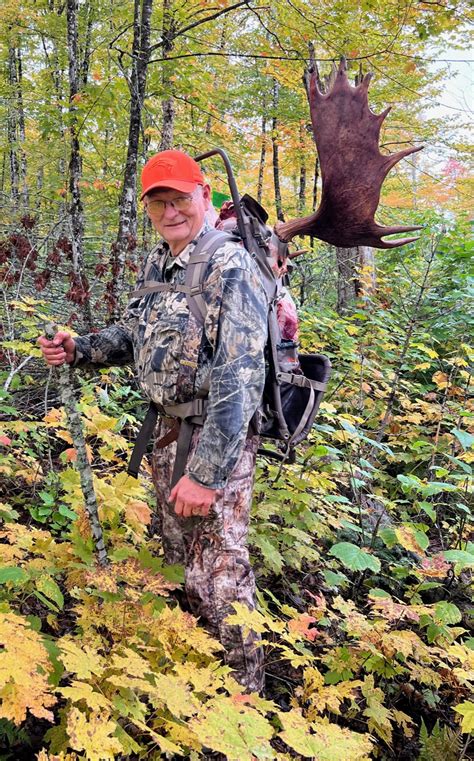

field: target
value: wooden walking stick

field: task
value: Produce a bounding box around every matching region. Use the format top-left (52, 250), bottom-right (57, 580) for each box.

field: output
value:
top-left (45, 323), bottom-right (108, 566)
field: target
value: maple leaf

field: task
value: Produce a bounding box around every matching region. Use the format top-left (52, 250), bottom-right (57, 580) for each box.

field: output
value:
top-left (361, 675), bottom-right (394, 744)
top-left (0, 611), bottom-right (56, 725)
top-left (454, 701), bottom-right (474, 734)
top-left (109, 648), bottom-right (153, 678)
top-left (58, 639), bottom-right (106, 680)
top-left (287, 613), bottom-right (319, 641)
top-left (152, 606), bottom-right (223, 658)
top-left (278, 708), bottom-right (373, 759)
top-left (190, 696), bottom-right (274, 759)
top-left (150, 673), bottom-right (200, 718)
top-left (125, 499), bottom-right (152, 526)
top-left (59, 681), bottom-right (111, 711)
top-left (66, 707), bottom-right (124, 760)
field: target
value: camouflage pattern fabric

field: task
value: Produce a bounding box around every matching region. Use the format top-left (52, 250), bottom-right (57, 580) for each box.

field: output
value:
top-left (151, 419), bottom-right (264, 693)
top-left (74, 222), bottom-right (268, 489)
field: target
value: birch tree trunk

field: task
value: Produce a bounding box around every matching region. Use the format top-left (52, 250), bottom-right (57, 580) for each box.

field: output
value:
top-left (257, 99), bottom-right (267, 205)
top-left (159, 0), bottom-right (175, 151)
top-left (271, 78), bottom-right (284, 222)
top-left (108, 0), bottom-right (153, 321)
top-left (297, 123), bottom-right (306, 214)
top-left (66, 0), bottom-right (93, 328)
top-left (7, 45), bottom-right (20, 204)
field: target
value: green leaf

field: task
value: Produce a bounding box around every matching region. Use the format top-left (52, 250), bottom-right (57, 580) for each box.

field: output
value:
top-left (434, 601), bottom-right (462, 625)
top-left (35, 576), bottom-right (64, 610)
top-left (329, 542), bottom-right (381, 573)
top-left (451, 429), bottom-right (474, 450)
top-left (0, 566), bottom-right (29, 585)
top-left (418, 501), bottom-right (436, 521)
top-left (58, 504), bottom-right (78, 520)
top-left (443, 550), bottom-right (474, 572)
top-left (323, 570), bottom-right (349, 588)
top-left (420, 481), bottom-right (458, 498)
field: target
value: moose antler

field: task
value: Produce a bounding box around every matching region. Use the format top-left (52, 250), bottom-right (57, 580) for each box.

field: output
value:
top-left (276, 59), bottom-right (423, 250)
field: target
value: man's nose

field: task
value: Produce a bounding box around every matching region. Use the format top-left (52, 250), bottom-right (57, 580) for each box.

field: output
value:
top-left (163, 201), bottom-right (180, 218)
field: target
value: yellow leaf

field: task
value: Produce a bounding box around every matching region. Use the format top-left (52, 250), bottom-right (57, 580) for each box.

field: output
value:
top-left (454, 701), bottom-right (474, 734)
top-left (394, 525), bottom-right (426, 555)
top-left (346, 324), bottom-right (359, 335)
top-left (59, 681), bottom-right (111, 711)
top-left (58, 639), bottom-right (106, 680)
top-left (109, 648), bottom-right (152, 678)
top-left (0, 612), bottom-right (56, 725)
top-left (151, 673), bottom-right (200, 717)
top-left (279, 709), bottom-right (373, 759)
top-left (66, 708), bottom-right (124, 760)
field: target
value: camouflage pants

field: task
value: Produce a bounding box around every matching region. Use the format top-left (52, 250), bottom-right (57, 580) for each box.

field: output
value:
top-left (151, 420), bottom-right (264, 693)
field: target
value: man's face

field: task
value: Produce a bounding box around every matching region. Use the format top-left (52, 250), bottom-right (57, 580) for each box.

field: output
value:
top-left (145, 185), bottom-right (210, 255)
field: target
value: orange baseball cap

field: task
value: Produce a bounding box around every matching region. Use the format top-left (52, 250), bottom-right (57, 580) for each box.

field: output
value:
top-left (140, 150), bottom-right (204, 199)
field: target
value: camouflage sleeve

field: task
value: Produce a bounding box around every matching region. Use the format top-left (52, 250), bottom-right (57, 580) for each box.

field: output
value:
top-left (72, 263), bottom-right (146, 369)
top-left (186, 265), bottom-right (267, 489)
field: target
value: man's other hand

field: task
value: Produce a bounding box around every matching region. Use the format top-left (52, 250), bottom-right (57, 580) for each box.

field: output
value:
top-left (38, 331), bottom-right (76, 366)
top-left (170, 475), bottom-right (216, 518)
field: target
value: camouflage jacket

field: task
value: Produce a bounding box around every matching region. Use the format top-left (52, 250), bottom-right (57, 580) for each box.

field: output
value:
top-left (73, 223), bottom-right (267, 489)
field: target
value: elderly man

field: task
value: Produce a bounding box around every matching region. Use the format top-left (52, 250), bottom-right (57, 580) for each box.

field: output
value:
top-left (39, 149), bottom-right (267, 693)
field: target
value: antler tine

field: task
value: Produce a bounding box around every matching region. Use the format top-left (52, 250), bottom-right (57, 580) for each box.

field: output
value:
top-left (378, 223), bottom-right (423, 235)
top-left (378, 235), bottom-right (421, 250)
top-left (359, 71), bottom-right (373, 91)
top-left (384, 144), bottom-right (424, 172)
top-left (376, 105), bottom-right (392, 125)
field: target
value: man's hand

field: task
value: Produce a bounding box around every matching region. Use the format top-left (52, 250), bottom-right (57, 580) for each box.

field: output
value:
top-left (38, 331), bottom-right (76, 366)
top-left (170, 475), bottom-right (216, 518)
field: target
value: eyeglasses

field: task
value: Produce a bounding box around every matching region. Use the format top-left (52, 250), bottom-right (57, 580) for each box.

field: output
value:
top-left (145, 195), bottom-right (195, 216)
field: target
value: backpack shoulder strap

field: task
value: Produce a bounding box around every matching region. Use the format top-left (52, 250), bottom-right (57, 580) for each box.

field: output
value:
top-left (185, 229), bottom-right (238, 324)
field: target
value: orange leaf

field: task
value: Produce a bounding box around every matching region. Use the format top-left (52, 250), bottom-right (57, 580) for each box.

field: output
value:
top-left (288, 614), bottom-right (319, 641)
top-left (125, 500), bottom-right (152, 527)
top-left (0, 435), bottom-right (12, 446)
top-left (64, 448), bottom-right (77, 462)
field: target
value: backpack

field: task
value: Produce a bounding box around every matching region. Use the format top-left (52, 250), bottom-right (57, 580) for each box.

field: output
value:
top-left (128, 153), bottom-right (331, 484)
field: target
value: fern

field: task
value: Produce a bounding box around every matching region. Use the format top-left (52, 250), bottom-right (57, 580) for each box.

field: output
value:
top-left (417, 719), bottom-right (463, 761)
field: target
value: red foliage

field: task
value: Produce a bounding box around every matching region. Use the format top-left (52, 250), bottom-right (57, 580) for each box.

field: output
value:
top-left (56, 236), bottom-right (73, 259)
top-left (20, 214), bottom-right (37, 230)
top-left (65, 271), bottom-right (90, 305)
top-left (47, 248), bottom-right (62, 267)
top-left (94, 262), bottom-right (108, 278)
top-left (34, 270), bottom-right (52, 291)
top-left (125, 259), bottom-right (138, 273)
top-left (0, 241), bottom-right (12, 264)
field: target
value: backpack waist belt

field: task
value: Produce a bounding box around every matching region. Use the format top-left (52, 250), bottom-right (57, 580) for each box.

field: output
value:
top-left (127, 398), bottom-right (208, 484)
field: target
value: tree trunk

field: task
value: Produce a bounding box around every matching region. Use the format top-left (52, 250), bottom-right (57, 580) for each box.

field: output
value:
top-left (66, 0), bottom-right (93, 328)
top-left (159, 0), bottom-right (175, 151)
top-left (358, 245), bottom-right (376, 296)
top-left (108, 0), bottom-right (153, 321)
top-left (257, 107), bottom-right (267, 205)
top-left (309, 155), bottom-right (319, 250)
top-left (336, 245), bottom-right (376, 314)
top-left (7, 45), bottom-right (20, 204)
top-left (336, 246), bottom-right (358, 314)
top-left (297, 124), bottom-right (306, 214)
top-left (271, 78), bottom-right (284, 222)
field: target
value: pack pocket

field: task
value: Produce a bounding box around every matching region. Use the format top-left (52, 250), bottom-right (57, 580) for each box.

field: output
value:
top-left (260, 353), bottom-right (331, 447)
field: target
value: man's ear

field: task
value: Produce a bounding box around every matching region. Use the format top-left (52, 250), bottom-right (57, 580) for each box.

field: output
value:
top-left (202, 184), bottom-right (211, 208)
